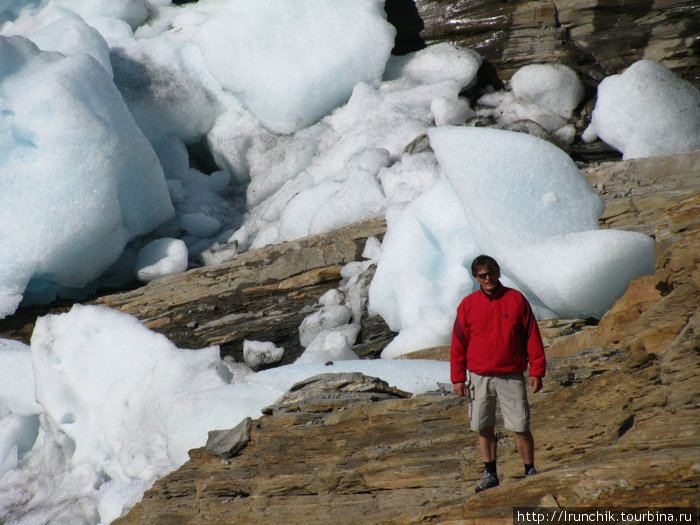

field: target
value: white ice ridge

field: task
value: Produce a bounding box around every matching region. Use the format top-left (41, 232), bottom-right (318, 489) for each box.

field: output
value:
top-left (369, 127), bottom-right (655, 357)
top-left (0, 35), bottom-right (174, 317)
top-left (193, 0), bottom-right (395, 134)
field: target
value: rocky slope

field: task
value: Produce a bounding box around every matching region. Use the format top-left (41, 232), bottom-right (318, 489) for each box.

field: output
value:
top-left (115, 151), bottom-right (699, 523)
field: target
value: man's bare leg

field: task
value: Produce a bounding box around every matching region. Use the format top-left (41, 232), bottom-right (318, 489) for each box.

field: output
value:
top-left (515, 430), bottom-right (534, 464)
top-left (479, 426), bottom-right (497, 462)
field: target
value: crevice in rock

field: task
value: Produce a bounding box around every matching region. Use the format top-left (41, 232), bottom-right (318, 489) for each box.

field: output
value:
top-left (617, 414), bottom-right (635, 438)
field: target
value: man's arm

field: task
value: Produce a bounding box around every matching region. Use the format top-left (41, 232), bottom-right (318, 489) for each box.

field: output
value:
top-left (450, 303), bottom-right (470, 385)
top-left (521, 299), bottom-right (546, 378)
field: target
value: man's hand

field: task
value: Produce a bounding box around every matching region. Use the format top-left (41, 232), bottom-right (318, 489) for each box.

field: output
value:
top-left (530, 376), bottom-right (543, 393)
top-left (453, 381), bottom-right (467, 397)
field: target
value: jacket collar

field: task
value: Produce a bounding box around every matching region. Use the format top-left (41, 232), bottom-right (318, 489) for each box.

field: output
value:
top-left (480, 282), bottom-right (506, 300)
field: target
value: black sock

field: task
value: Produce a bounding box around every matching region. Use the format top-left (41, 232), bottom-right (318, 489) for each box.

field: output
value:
top-left (524, 463), bottom-right (534, 475)
top-left (485, 461), bottom-right (497, 476)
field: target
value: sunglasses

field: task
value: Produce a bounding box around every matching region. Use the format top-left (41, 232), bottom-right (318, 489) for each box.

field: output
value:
top-left (477, 271), bottom-right (496, 279)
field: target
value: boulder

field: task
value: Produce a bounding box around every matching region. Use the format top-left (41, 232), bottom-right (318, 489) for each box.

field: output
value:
top-left (261, 372), bottom-right (412, 415)
top-left (206, 417), bottom-right (253, 459)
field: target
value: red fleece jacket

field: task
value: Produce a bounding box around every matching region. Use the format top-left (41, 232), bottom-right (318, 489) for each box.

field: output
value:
top-left (450, 285), bottom-right (546, 383)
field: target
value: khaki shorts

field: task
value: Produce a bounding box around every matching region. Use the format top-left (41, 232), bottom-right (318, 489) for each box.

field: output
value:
top-left (468, 372), bottom-right (530, 432)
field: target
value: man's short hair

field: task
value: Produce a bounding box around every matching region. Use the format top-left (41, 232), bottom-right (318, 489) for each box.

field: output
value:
top-left (471, 255), bottom-right (500, 277)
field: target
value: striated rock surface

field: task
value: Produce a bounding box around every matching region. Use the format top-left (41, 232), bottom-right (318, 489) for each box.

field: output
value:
top-left (387, 0), bottom-right (700, 86)
top-left (116, 153), bottom-right (699, 523)
top-left (261, 373), bottom-right (412, 415)
top-left (583, 150), bottom-right (700, 237)
top-left (117, 324), bottom-right (698, 523)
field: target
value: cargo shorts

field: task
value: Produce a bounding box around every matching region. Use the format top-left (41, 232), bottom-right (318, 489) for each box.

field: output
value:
top-left (468, 372), bottom-right (530, 432)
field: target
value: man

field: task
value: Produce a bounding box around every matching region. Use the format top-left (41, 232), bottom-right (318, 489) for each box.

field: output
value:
top-left (451, 255), bottom-right (546, 493)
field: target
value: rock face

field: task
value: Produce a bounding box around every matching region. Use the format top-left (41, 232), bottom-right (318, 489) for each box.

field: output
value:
top-left (583, 150), bottom-right (700, 237)
top-left (116, 150), bottom-right (699, 523)
top-left (386, 0), bottom-right (700, 86)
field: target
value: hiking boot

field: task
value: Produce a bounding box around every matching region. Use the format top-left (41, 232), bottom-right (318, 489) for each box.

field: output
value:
top-left (525, 466), bottom-right (537, 477)
top-left (474, 472), bottom-right (499, 493)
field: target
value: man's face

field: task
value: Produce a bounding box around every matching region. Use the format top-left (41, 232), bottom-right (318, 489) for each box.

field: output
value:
top-left (475, 266), bottom-right (500, 293)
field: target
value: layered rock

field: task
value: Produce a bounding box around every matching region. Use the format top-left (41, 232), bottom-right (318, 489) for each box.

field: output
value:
top-left (583, 150), bottom-right (700, 236)
top-left (117, 312), bottom-right (698, 524)
top-left (387, 0), bottom-right (700, 86)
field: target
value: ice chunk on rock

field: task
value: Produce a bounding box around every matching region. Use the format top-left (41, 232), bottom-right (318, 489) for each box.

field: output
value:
top-left (0, 36), bottom-right (174, 318)
top-left (501, 230), bottom-right (655, 319)
top-left (510, 63), bottom-right (584, 119)
top-left (583, 60), bottom-right (700, 160)
top-left (394, 42), bottom-right (482, 87)
top-left (30, 304), bottom-right (231, 478)
top-left (369, 177), bottom-right (477, 333)
top-left (136, 238), bottom-right (188, 282)
top-left (427, 126), bottom-right (654, 319)
top-left (295, 331), bottom-right (360, 364)
top-left (193, 0), bottom-right (395, 133)
top-left (428, 126), bottom-right (604, 254)
top-left (243, 340), bottom-right (284, 369)
top-left (318, 289), bottom-right (345, 307)
top-left (299, 305), bottom-right (353, 348)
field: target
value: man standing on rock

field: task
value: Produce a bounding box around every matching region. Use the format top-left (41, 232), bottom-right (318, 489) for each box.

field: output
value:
top-left (451, 255), bottom-right (546, 493)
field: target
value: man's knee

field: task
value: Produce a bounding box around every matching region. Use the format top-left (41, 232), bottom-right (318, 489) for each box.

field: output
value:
top-left (478, 426), bottom-right (496, 438)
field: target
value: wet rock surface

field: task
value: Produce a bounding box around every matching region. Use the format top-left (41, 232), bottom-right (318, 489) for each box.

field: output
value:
top-left (387, 0), bottom-right (700, 87)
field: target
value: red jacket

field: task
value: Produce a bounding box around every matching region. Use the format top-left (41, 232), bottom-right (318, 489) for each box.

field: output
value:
top-left (451, 284), bottom-right (546, 383)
